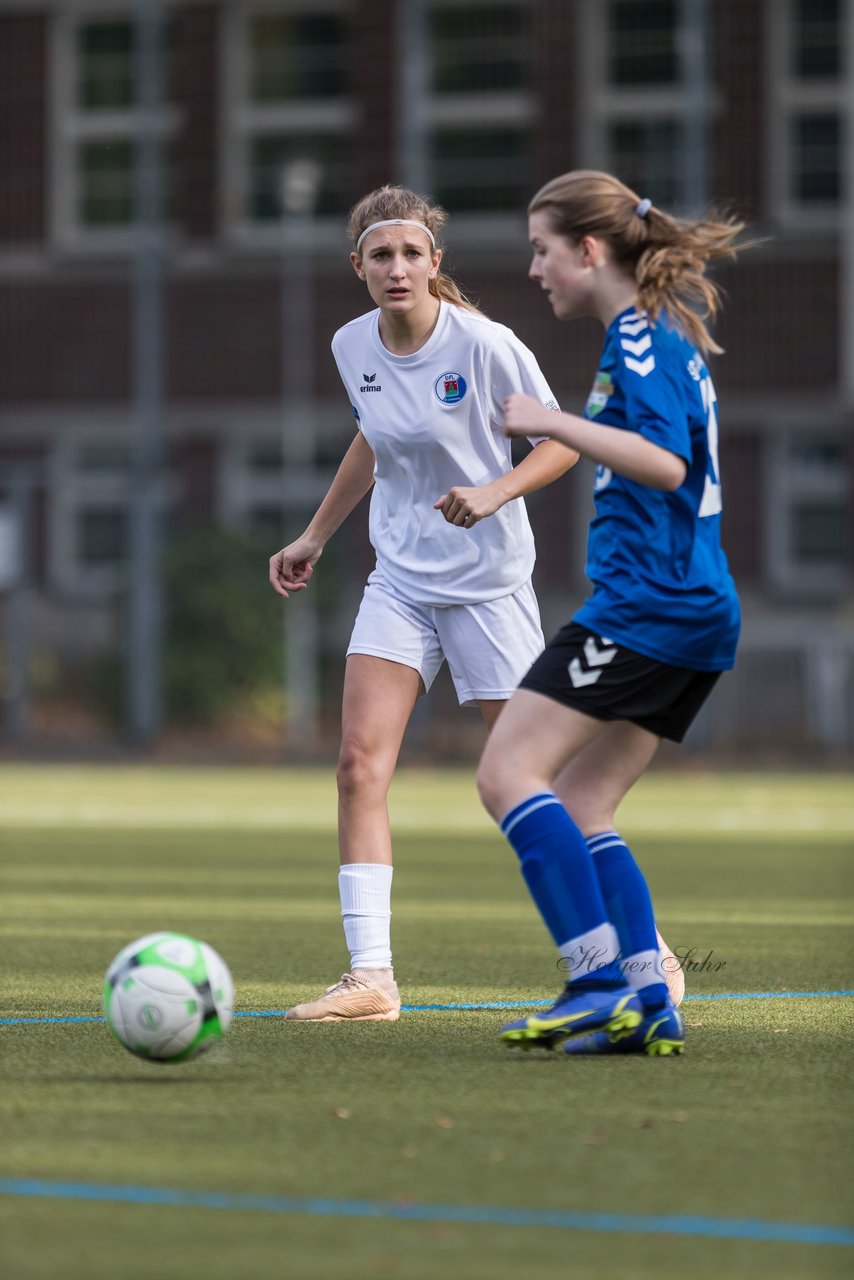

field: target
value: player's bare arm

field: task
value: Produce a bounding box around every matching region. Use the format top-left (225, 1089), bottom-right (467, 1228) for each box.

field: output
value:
top-left (434, 438), bottom-right (577, 527)
top-left (504, 392), bottom-right (687, 492)
top-left (269, 432), bottom-right (376, 597)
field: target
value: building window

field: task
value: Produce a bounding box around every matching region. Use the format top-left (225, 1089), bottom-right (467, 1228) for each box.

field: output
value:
top-left (239, 439), bottom-right (288, 545)
top-left (583, 0), bottom-right (710, 211)
top-left (792, 0), bottom-right (843, 78)
top-left (607, 0), bottom-right (678, 86)
top-left (769, 0), bottom-right (846, 227)
top-left (51, 439), bottom-right (133, 594)
top-left (609, 119), bottom-right (682, 210)
top-left (76, 506), bottom-right (129, 569)
top-left (225, 1), bottom-right (355, 237)
top-left (768, 435), bottom-right (850, 596)
top-left (249, 10), bottom-right (349, 101)
top-left (427, 1), bottom-right (535, 214)
top-left (54, 10), bottom-right (180, 244)
top-left (77, 18), bottom-right (138, 108)
top-left (791, 113), bottom-right (842, 203)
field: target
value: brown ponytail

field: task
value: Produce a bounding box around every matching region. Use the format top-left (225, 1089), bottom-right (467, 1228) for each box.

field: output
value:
top-left (347, 185), bottom-right (484, 316)
top-left (529, 170), bottom-right (745, 355)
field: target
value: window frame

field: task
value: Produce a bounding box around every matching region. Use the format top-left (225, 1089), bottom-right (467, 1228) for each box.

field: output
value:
top-left (51, 1), bottom-right (182, 252)
top-left (765, 428), bottom-right (851, 599)
top-left (423, 0), bottom-right (537, 220)
top-left (765, 0), bottom-right (847, 231)
top-left (579, 0), bottom-right (720, 214)
top-left (221, 0), bottom-right (356, 249)
top-left (49, 428), bottom-right (135, 596)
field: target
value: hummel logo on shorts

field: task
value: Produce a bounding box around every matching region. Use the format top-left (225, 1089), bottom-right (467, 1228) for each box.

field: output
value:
top-left (568, 636), bottom-right (617, 688)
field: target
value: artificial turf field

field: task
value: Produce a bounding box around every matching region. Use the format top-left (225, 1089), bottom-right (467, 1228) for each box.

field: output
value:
top-left (1, 764), bottom-right (852, 1280)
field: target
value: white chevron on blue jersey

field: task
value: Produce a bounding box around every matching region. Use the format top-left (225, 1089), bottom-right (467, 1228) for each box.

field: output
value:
top-left (618, 315), bottom-right (648, 337)
top-left (624, 354), bottom-right (656, 377)
top-left (620, 334), bottom-right (652, 357)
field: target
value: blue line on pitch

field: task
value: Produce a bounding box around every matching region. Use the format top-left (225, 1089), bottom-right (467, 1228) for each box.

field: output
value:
top-left (400, 990), bottom-right (854, 1012)
top-left (0, 1177), bottom-right (852, 1246)
top-left (1, 1014), bottom-right (106, 1025)
top-left (2, 990), bottom-right (852, 1026)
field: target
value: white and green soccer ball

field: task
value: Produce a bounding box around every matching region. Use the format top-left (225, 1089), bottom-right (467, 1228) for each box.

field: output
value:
top-left (103, 932), bottom-right (233, 1063)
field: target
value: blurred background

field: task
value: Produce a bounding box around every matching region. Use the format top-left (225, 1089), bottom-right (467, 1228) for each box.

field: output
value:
top-left (0, 0), bottom-right (851, 762)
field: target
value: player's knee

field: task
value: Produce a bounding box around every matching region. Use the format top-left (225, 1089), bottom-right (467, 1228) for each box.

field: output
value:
top-left (571, 807), bottom-right (612, 838)
top-left (554, 782), bottom-right (613, 836)
top-left (475, 752), bottom-right (506, 821)
top-left (337, 739), bottom-right (389, 802)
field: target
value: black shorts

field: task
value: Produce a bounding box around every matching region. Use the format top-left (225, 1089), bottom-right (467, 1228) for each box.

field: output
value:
top-left (519, 623), bottom-right (721, 744)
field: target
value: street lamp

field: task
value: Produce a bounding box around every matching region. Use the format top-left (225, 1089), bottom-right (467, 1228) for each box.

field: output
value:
top-left (280, 158), bottom-right (323, 753)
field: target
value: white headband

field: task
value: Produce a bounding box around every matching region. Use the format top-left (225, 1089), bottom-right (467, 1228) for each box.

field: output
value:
top-left (356, 218), bottom-right (436, 253)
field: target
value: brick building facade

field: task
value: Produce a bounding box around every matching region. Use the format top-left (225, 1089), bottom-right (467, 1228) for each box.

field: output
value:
top-left (0, 0), bottom-right (851, 750)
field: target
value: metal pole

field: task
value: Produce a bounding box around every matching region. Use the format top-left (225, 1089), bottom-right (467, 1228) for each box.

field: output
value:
top-left (806, 642), bottom-right (850, 752)
top-left (841, 0), bottom-right (854, 407)
top-left (393, 0), bottom-right (434, 756)
top-left (678, 0), bottom-right (709, 214)
top-left (395, 0), bottom-right (430, 192)
top-left (2, 467), bottom-right (29, 741)
top-left (281, 161), bottom-right (322, 752)
top-left (127, 0), bottom-right (164, 743)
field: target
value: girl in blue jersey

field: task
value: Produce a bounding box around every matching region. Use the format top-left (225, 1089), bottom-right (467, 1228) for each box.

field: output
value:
top-left (477, 170), bottom-right (746, 1056)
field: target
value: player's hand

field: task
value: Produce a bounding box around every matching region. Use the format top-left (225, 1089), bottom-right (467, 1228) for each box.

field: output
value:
top-left (269, 537), bottom-right (322, 598)
top-left (433, 484), bottom-right (503, 529)
top-left (503, 392), bottom-right (555, 439)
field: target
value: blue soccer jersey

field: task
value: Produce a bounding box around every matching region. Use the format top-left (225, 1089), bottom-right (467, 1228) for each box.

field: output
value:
top-left (573, 306), bottom-right (740, 672)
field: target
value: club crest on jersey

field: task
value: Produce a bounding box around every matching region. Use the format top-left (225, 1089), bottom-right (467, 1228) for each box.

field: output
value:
top-left (434, 371), bottom-right (468, 405)
top-left (585, 371), bottom-right (613, 418)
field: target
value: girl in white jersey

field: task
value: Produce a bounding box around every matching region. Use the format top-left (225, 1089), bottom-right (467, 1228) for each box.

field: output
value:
top-left (269, 185), bottom-right (578, 1022)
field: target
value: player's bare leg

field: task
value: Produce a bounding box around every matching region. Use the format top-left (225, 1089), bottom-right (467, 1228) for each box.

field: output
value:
top-left (286, 655), bottom-right (423, 1022)
top-left (477, 699), bottom-right (506, 733)
top-left (336, 654), bottom-right (423, 864)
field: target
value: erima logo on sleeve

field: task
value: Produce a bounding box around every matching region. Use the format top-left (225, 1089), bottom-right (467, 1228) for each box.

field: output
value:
top-left (360, 373), bottom-right (381, 392)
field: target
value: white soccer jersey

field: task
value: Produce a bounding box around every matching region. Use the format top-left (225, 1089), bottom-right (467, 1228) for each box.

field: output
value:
top-left (331, 300), bottom-right (559, 606)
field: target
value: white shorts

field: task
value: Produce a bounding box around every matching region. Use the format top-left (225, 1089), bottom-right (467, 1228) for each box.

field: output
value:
top-left (346, 571), bottom-right (544, 707)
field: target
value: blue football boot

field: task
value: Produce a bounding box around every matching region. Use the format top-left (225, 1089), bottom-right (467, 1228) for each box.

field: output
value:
top-left (562, 997), bottom-right (685, 1056)
top-left (500, 981), bottom-right (643, 1050)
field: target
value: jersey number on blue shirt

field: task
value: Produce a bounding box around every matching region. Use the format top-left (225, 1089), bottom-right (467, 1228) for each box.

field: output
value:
top-left (698, 375), bottom-right (722, 518)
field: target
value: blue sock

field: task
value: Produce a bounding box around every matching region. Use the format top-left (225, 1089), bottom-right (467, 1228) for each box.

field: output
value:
top-left (587, 831), bottom-right (670, 1010)
top-left (501, 794), bottom-right (623, 987)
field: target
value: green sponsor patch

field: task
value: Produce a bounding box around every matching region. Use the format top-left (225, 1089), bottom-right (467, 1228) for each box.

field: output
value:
top-left (585, 370), bottom-right (613, 418)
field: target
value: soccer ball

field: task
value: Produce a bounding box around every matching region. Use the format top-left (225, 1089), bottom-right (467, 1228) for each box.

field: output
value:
top-left (103, 932), bottom-right (233, 1062)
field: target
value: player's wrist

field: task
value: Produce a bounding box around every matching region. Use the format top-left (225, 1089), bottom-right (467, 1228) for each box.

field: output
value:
top-left (300, 527), bottom-right (328, 553)
top-left (484, 475), bottom-right (513, 508)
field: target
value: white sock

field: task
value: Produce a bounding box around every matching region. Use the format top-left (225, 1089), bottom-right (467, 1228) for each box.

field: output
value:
top-left (338, 863), bottom-right (393, 971)
top-left (557, 921), bottom-right (621, 984)
top-left (621, 948), bottom-right (667, 992)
